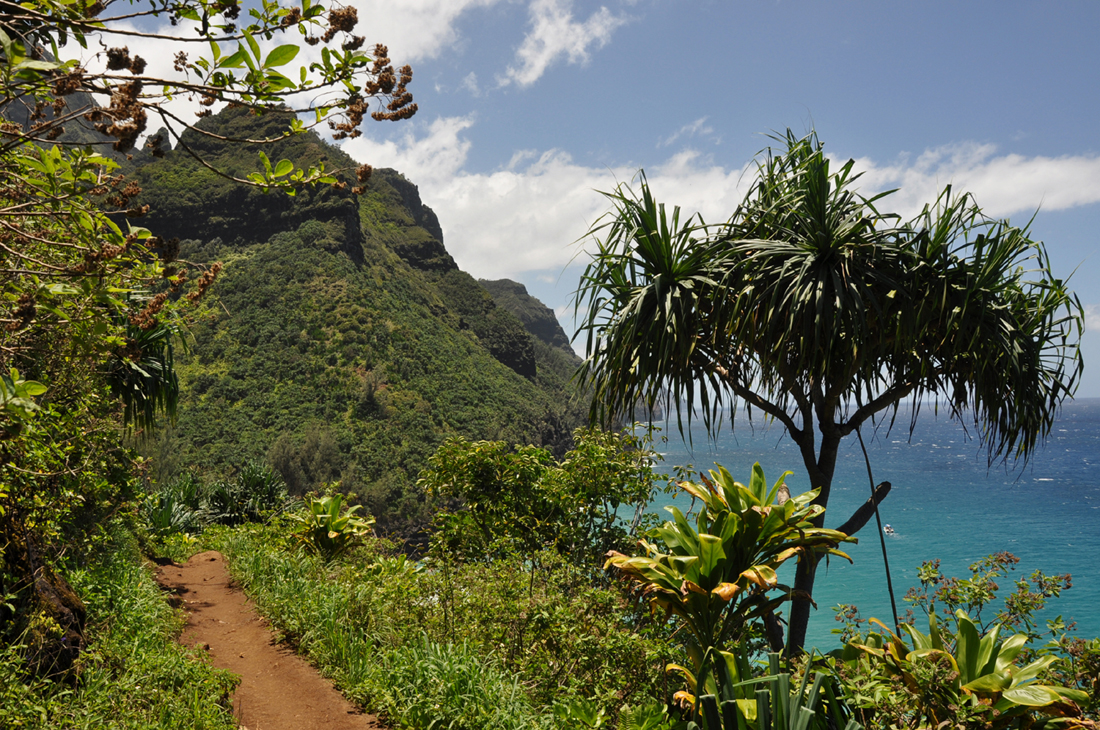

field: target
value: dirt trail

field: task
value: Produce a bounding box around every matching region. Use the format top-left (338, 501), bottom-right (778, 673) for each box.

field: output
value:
top-left (156, 550), bottom-right (382, 730)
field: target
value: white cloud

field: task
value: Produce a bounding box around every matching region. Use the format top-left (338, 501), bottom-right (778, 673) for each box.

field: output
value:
top-left (344, 0), bottom-right (503, 62)
top-left (344, 117), bottom-right (749, 278)
top-left (849, 142), bottom-right (1100, 219)
top-left (499, 0), bottom-right (628, 87)
top-left (658, 117), bottom-right (715, 148)
top-left (343, 119), bottom-right (1100, 286)
top-left (1086, 304), bottom-right (1100, 333)
top-left (461, 72), bottom-right (481, 96)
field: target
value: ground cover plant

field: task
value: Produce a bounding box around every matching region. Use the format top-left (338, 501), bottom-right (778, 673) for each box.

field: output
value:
top-left (827, 555), bottom-right (1100, 729)
top-left (0, 527), bottom-right (238, 729)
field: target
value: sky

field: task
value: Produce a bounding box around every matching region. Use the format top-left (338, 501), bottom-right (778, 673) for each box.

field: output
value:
top-left (334, 0), bottom-right (1100, 397)
top-left (97, 0), bottom-right (1100, 396)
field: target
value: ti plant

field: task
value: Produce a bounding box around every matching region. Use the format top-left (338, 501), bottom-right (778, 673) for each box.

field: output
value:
top-left (606, 464), bottom-right (854, 678)
top-left (844, 609), bottom-right (1095, 729)
top-left (290, 493), bottom-right (375, 561)
top-left (690, 650), bottom-right (861, 730)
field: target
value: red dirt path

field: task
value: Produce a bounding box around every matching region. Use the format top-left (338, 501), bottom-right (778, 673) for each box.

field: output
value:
top-left (156, 550), bottom-right (383, 730)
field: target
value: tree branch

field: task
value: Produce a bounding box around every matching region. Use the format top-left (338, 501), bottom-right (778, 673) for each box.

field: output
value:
top-left (835, 481), bottom-right (892, 536)
top-left (713, 362), bottom-right (803, 442)
top-left (839, 380), bottom-right (920, 437)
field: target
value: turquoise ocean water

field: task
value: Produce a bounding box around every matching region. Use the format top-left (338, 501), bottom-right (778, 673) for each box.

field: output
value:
top-left (647, 398), bottom-right (1100, 651)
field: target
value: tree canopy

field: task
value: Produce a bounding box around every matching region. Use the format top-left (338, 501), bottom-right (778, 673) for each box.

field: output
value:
top-left (574, 130), bottom-right (1083, 652)
top-left (0, 0), bottom-right (416, 670)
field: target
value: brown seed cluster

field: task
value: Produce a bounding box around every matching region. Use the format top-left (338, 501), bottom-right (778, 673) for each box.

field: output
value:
top-left (186, 262), bottom-right (222, 304)
top-left (149, 237), bottom-right (180, 263)
top-left (85, 81), bottom-right (147, 151)
top-left (130, 292), bottom-right (169, 330)
top-left (68, 239), bottom-right (129, 275)
top-left (280, 6), bottom-right (302, 26)
top-left (5, 292), bottom-right (36, 332)
top-left (215, 0), bottom-right (240, 20)
top-left (52, 68), bottom-right (85, 97)
top-left (104, 178), bottom-right (143, 210)
top-left (321, 6), bottom-right (357, 43)
top-left (330, 45), bottom-right (416, 139)
top-left (350, 163), bottom-right (371, 195)
top-left (105, 47), bottom-right (146, 74)
top-left (144, 132), bottom-right (167, 158)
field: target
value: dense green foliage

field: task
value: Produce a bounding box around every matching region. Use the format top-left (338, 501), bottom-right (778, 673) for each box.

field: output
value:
top-left (419, 427), bottom-right (658, 567)
top-left (0, 529), bottom-right (238, 729)
top-left (131, 108), bottom-right (586, 535)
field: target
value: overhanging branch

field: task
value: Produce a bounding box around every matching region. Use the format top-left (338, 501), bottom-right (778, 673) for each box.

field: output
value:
top-left (835, 481), bottom-right (892, 536)
top-left (713, 362), bottom-right (802, 442)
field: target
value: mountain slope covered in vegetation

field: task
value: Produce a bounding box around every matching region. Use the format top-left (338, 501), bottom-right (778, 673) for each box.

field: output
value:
top-left (134, 107), bottom-right (585, 533)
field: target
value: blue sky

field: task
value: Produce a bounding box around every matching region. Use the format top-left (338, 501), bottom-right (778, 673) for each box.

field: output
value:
top-left (110, 0), bottom-right (1100, 395)
top-left (332, 0), bottom-right (1100, 396)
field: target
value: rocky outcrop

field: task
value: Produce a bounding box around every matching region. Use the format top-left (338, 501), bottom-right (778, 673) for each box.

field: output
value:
top-left (480, 279), bottom-right (574, 353)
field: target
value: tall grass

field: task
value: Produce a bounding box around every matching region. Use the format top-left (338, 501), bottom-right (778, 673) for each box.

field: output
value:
top-left (215, 527), bottom-right (550, 728)
top-left (211, 524), bottom-right (669, 729)
top-left (0, 529), bottom-right (238, 729)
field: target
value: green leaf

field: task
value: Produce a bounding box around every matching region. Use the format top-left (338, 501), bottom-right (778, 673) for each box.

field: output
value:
top-left (962, 672), bottom-right (1011, 693)
top-left (1000, 684), bottom-right (1060, 707)
top-left (273, 159), bottom-right (293, 177)
top-left (0, 27), bottom-right (14, 61)
top-left (264, 44), bottom-right (299, 68)
top-left (258, 151), bottom-right (273, 176)
top-left (220, 48), bottom-right (248, 68)
top-left (244, 30), bottom-right (262, 65)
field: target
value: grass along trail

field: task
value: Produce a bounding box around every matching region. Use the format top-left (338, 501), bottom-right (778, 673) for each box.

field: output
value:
top-left (155, 550), bottom-right (382, 730)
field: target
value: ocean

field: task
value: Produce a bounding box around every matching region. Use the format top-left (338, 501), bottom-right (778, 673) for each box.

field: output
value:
top-left (646, 398), bottom-right (1100, 651)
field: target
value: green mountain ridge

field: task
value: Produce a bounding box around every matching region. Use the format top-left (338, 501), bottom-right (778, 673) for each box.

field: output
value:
top-left (134, 107), bottom-right (585, 535)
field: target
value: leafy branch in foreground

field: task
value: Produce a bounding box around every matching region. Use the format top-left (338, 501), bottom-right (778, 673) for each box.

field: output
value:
top-left (2, 0), bottom-right (416, 191)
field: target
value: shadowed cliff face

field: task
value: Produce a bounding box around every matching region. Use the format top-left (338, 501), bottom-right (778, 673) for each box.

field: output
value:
top-left (135, 108), bottom-right (365, 259)
top-left (370, 169), bottom-right (452, 271)
top-left (479, 279), bottom-right (575, 354)
top-left (130, 106), bottom-right (586, 534)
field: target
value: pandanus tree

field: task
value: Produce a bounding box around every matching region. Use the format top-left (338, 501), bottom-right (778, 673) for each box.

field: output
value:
top-left (574, 131), bottom-right (1083, 654)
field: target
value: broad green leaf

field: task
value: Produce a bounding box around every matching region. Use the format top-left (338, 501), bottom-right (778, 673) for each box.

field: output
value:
top-left (1000, 684), bottom-right (1060, 707)
top-left (995, 633), bottom-right (1027, 671)
top-left (273, 158), bottom-right (293, 177)
top-left (220, 48), bottom-right (248, 68)
top-left (15, 59), bottom-right (60, 72)
top-left (244, 30), bottom-right (261, 64)
top-left (962, 672), bottom-right (1011, 693)
top-left (264, 44), bottom-right (299, 68)
top-left (955, 610), bottom-right (981, 683)
top-left (696, 533), bottom-right (725, 580)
